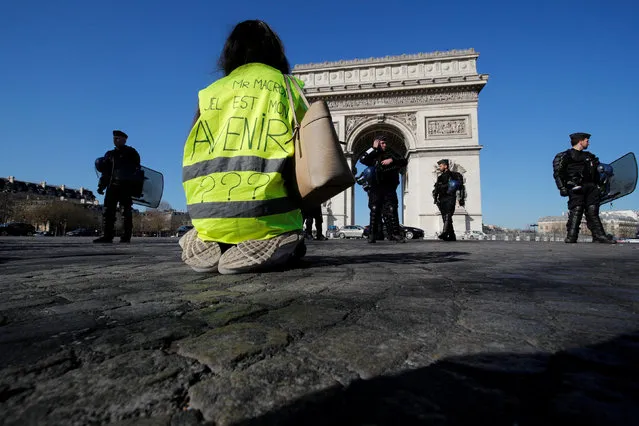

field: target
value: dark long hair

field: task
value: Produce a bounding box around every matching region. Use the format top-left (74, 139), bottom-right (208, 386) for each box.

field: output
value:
top-left (218, 20), bottom-right (290, 76)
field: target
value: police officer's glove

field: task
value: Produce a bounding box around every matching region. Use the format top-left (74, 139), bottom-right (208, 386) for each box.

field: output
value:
top-left (559, 187), bottom-right (569, 197)
top-left (97, 187), bottom-right (105, 195)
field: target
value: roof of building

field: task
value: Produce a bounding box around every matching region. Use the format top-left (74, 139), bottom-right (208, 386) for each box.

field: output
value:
top-left (0, 177), bottom-right (96, 201)
top-left (539, 210), bottom-right (638, 223)
top-left (600, 210), bottom-right (638, 221)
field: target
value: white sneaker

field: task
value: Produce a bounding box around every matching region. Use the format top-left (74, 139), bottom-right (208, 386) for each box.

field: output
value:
top-left (217, 231), bottom-right (304, 275)
top-left (180, 228), bottom-right (221, 273)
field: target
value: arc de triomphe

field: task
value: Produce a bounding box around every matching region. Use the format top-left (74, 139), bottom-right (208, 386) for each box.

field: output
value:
top-left (292, 48), bottom-right (489, 236)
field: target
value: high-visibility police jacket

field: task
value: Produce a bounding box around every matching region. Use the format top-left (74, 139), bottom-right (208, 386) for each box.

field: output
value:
top-left (183, 63), bottom-right (306, 244)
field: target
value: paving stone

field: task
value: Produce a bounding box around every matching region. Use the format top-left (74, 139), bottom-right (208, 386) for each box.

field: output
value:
top-left (184, 303), bottom-right (266, 328)
top-left (240, 290), bottom-right (301, 307)
top-left (41, 299), bottom-right (130, 315)
top-left (181, 290), bottom-right (243, 304)
top-left (105, 301), bottom-right (187, 323)
top-left (189, 355), bottom-right (340, 426)
top-left (176, 322), bottom-right (290, 372)
top-left (88, 316), bottom-right (207, 356)
top-left (259, 303), bottom-right (348, 333)
top-left (296, 325), bottom-right (421, 380)
top-left (0, 313), bottom-right (101, 345)
top-left (227, 282), bottom-right (267, 294)
top-left (0, 350), bottom-right (204, 426)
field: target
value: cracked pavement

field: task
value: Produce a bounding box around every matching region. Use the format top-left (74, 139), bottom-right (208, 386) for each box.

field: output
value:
top-left (1, 237), bottom-right (638, 425)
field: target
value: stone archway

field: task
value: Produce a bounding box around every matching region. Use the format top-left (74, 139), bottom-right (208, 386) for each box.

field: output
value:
top-left (292, 49), bottom-right (488, 236)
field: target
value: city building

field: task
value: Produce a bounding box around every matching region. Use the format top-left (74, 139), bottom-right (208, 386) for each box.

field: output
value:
top-left (0, 176), bottom-right (98, 205)
top-left (537, 210), bottom-right (638, 238)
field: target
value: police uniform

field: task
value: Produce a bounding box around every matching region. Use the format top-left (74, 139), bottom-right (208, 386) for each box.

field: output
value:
top-left (433, 159), bottom-right (466, 241)
top-left (359, 139), bottom-right (408, 243)
top-left (552, 132), bottom-right (614, 243)
top-left (94, 130), bottom-right (142, 243)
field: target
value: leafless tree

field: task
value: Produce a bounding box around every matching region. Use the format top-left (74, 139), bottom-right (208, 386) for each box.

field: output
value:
top-left (143, 210), bottom-right (170, 236)
top-left (23, 201), bottom-right (100, 235)
top-left (0, 193), bottom-right (16, 223)
top-left (156, 201), bottom-right (172, 212)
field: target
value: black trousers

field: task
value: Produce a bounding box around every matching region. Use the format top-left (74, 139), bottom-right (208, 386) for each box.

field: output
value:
top-left (567, 182), bottom-right (599, 209)
top-left (565, 182), bottom-right (611, 242)
top-left (368, 189), bottom-right (401, 239)
top-left (437, 195), bottom-right (456, 237)
top-left (303, 205), bottom-right (323, 238)
top-left (103, 184), bottom-right (133, 239)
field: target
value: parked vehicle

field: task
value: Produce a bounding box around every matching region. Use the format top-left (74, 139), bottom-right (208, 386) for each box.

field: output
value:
top-left (0, 222), bottom-right (35, 236)
top-left (66, 228), bottom-right (96, 236)
top-left (176, 225), bottom-right (194, 237)
top-left (336, 225), bottom-right (365, 239)
top-left (363, 225), bottom-right (425, 240)
top-left (34, 230), bottom-right (53, 237)
top-left (401, 226), bottom-right (425, 240)
top-left (460, 230), bottom-right (488, 240)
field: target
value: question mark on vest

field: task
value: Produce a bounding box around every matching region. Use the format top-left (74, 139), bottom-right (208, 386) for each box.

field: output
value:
top-left (247, 173), bottom-right (271, 199)
top-left (199, 176), bottom-right (215, 203)
top-left (221, 172), bottom-right (242, 200)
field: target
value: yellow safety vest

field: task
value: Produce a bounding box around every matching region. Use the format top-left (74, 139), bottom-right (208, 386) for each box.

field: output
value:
top-left (183, 63), bottom-right (305, 244)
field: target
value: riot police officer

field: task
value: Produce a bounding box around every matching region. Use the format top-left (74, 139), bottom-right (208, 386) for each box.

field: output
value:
top-left (552, 132), bottom-right (615, 244)
top-left (433, 159), bottom-right (465, 241)
top-left (359, 135), bottom-right (408, 243)
top-left (94, 130), bottom-right (142, 243)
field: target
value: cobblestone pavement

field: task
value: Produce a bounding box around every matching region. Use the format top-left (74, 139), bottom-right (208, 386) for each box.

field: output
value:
top-left (1, 236), bottom-right (638, 426)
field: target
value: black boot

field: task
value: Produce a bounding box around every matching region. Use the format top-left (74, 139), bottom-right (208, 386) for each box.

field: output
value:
top-left (442, 214), bottom-right (456, 241)
top-left (368, 207), bottom-right (378, 243)
top-left (564, 206), bottom-right (584, 243)
top-left (94, 216), bottom-right (114, 243)
top-left (120, 211), bottom-right (132, 243)
top-left (388, 207), bottom-right (405, 243)
top-left (376, 219), bottom-right (385, 241)
top-left (438, 214), bottom-right (448, 240)
top-left (585, 205), bottom-right (616, 244)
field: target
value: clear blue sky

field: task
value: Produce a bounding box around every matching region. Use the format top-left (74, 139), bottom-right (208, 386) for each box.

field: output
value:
top-left (1, 0), bottom-right (637, 229)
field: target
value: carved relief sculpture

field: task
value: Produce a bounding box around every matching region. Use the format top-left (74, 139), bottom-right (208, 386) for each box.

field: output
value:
top-left (390, 112), bottom-right (417, 133)
top-left (426, 116), bottom-right (471, 138)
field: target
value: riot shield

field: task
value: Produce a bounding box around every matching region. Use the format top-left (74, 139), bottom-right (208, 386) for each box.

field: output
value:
top-left (599, 152), bottom-right (637, 205)
top-left (132, 166), bottom-right (164, 208)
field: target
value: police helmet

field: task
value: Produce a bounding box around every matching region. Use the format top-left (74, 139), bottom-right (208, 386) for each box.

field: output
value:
top-left (447, 179), bottom-right (461, 195)
top-left (95, 157), bottom-right (111, 173)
